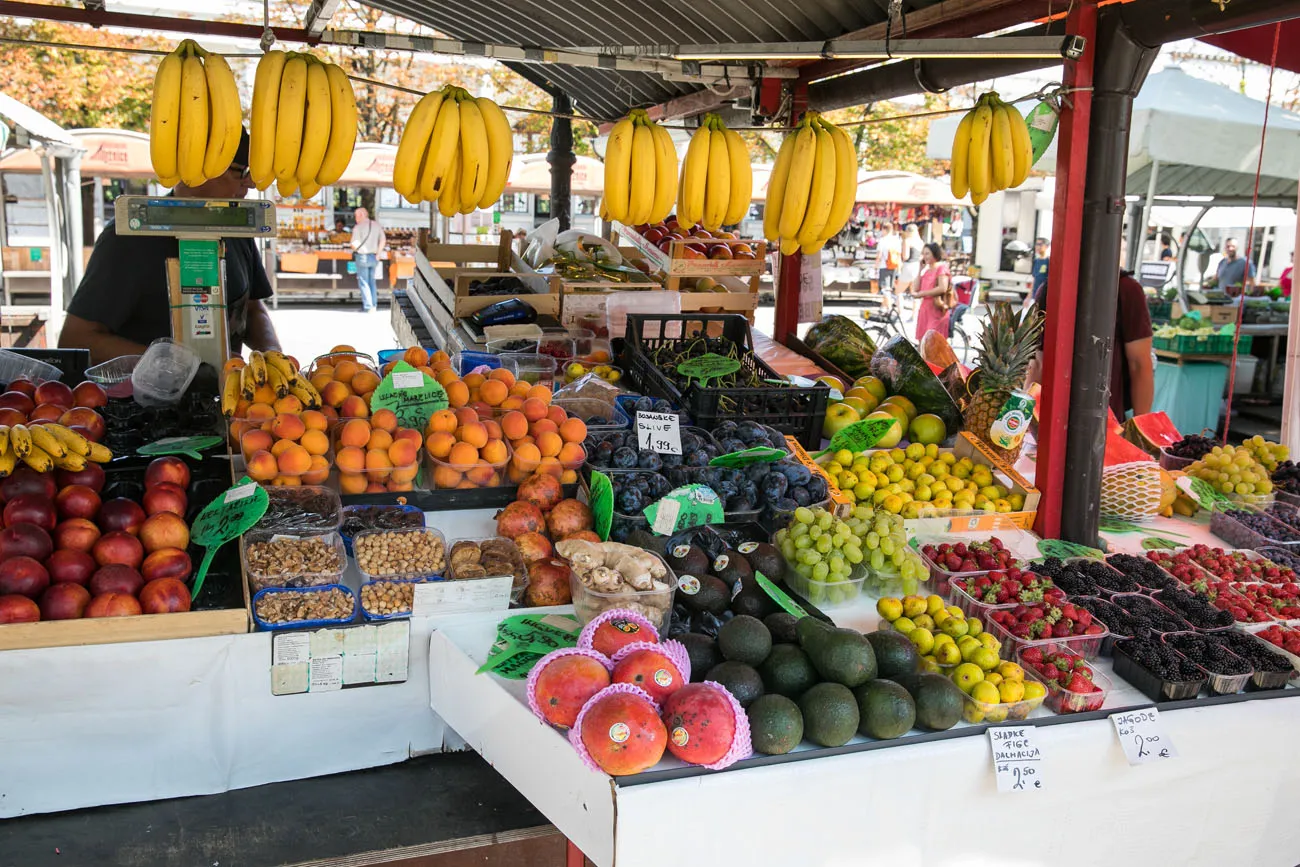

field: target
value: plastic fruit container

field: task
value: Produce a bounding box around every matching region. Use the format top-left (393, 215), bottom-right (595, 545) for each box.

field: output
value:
top-left (85, 354), bottom-right (141, 398)
top-left (255, 485), bottom-right (343, 534)
top-left (353, 526), bottom-right (448, 582)
top-left (1209, 502), bottom-right (1300, 550)
top-left (359, 579), bottom-right (421, 621)
top-left (912, 532), bottom-right (1032, 598)
top-left (957, 666), bottom-right (1049, 724)
top-left (784, 562), bottom-right (868, 609)
top-left (1111, 639), bottom-right (1206, 702)
top-left (1159, 631), bottom-right (1252, 695)
top-left (1225, 629), bottom-right (1300, 688)
top-left (131, 337), bottom-right (200, 407)
top-left (251, 584), bottom-right (357, 631)
top-left (339, 504), bottom-right (425, 555)
top-left (1157, 448), bottom-right (1197, 472)
top-left (553, 396), bottom-right (630, 433)
top-left (426, 440), bottom-right (513, 489)
top-left (499, 352), bottom-right (558, 387)
top-left (0, 347), bottom-right (61, 384)
top-left (1016, 643), bottom-right (1112, 714)
top-left (946, 579), bottom-right (1021, 620)
top-left (241, 531), bottom-right (346, 593)
top-left (449, 350), bottom-right (503, 376)
top-left (560, 360), bottom-right (624, 386)
top-left (567, 550), bottom-right (676, 635)
top-left (446, 536), bottom-right (529, 604)
top-left (984, 611), bottom-right (1110, 661)
top-left (1109, 591), bottom-right (1194, 635)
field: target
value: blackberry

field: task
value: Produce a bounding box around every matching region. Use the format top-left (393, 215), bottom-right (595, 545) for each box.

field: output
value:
top-left (1106, 554), bottom-right (1181, 592)
top-left (1167, 434), bottom-right (1217, 460)
top-left (1164, 632), bottom-right (1250, 674)
top-left (1113, 594), bottom-right (1189, 634)
top-left (1154, 587), bottom-right (1234, 630)
top-left (1073, 559), bottom-right (1141, 594)
top-left (1117, 638), bottom-right (1203, 681)
top-left (1028, 558), bottom-right (1096, 596)
top-left (1257, 546), bottom-right (1300, 571)
top-left (1072, 596), bottom-right (1138, 638)
top-left (1210, 631), bottom-right (1294, 673)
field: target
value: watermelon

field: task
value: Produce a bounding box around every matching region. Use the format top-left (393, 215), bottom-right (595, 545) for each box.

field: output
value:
top-left (1126, 412), bottom-right (1181, 456)
top-left (870, 336), bottom-right (963, 433)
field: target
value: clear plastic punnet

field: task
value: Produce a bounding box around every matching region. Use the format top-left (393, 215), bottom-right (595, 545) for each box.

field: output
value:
top-left (131, 338), bottom-right (200, 407)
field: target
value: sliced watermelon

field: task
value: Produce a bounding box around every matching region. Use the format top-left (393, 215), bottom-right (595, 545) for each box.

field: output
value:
top-left (1129, 412), bottom-right (1181, 449)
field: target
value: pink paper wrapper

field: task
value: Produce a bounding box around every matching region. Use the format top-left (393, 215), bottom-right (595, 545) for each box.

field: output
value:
top-left (567, 683), bottom-right (660, 775)
top-left (695, 680), bottom-right (753, 770)
top-left (525, 647), bottom-right (614, 728)
top-left (610, 638), bottom-right (692, 686)
top-left (577, 608), bottom-right (659, 653)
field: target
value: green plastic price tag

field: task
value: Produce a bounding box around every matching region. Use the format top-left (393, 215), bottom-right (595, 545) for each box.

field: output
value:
top-left (816, 417), bottom-right (899, 457)
top-left (709, 447), bottom-right (787, 468)
top-left (1141, 537), bottom-right (1181, 551)
top-left (676, 353), bottom-right (741, 386)
top-left (590, 471), bottom-right (614, 542)
top-left (755, 571), bottom-right (808, 619)
top-left (1026, 100), bottom-right (1058, 166)
top-left (370, 361), bottom-right (449, 430)
top-left (642, 484), bottom-right (724, 536)
top-left (1179, 476), bottom-right (1232, 510)
top-left (1036, 539), bottom-right (1105, 561)
top-left (476, 613), bottom-right (579, 678)
top-left (138, 435), bottom-right (224, 460)
top-left (189, 476), bottom-right (269, 599)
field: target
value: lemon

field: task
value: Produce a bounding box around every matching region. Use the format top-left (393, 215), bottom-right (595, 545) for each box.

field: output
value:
top-left (909, 627), bottom-right (935, 655)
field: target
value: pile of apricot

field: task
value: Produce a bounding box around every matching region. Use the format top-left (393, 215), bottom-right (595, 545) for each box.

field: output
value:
top-left (499, 405), bottom-right (587, 484)
top-left (423, 408), bottom-right (511, 489)
top-left (333, 410), bottom-right (423, 494)
top-left (241, 410), bottom-right (332, 487)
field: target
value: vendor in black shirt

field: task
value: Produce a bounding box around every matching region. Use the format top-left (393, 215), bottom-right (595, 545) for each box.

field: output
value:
top-left (59, 129), bottom-right (281, 364)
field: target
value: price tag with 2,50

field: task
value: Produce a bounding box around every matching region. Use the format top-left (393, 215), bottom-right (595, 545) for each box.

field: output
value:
top-left (989, 725), bottom-right (1046, 793)
top-left (636, 411), bottom-right (682, 455)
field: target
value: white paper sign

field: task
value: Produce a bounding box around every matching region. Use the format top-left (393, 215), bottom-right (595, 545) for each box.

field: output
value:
top-left (637, 411), bottom-right (682, 455)
top-left (272, 633), bottom-right (310, 666)
top-left (308, 655), bottom-right (343, 692)
top-left (413, 576), bottom-right (513, 616)
top-left (1111, 708), bottom-right (1177, 764)
top-left (650, 497), bottom-right (681, 536)
top-left (224, 482), bottom-right (257, 503)
top-left (989, 725), bottom-right (1046, 793)
top-left (392, 370), bottom-right (424, 389)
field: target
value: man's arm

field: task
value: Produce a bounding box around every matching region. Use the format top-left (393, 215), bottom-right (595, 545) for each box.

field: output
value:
top-left (377, 225), bottom-right (388, 256)
top-left (58, 314), bottom-right (148, 364)
top-left (243, 299), bottom-right (281, 352)
top-left (1124, 337), bottom-right (1155, 416)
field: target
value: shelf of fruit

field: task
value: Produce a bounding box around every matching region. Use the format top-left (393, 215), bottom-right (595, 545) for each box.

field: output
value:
top-left (1148, 545), bottom-right (1297, 585)
top-left (614, 221), bottom-right (765, 277)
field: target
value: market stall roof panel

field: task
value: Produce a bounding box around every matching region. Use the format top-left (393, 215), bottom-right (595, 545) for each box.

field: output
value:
top-left (0, 128), bottom-right (150, 177)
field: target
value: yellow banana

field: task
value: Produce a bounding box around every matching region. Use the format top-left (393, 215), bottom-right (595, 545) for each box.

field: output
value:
top-left (48, 424), bottom-right (91, 457)
top-left (648, 120), bottom-right (678, 224)
top-left (0, 450), bottom-right (15, 478)
top-left (239, 363), bottom-right (256, 400)
top-left (0, 425), bottom-right (8, 456)
top-left (291, 371), bottom-right (320, 401)
top-left (52, 451), bottom-right (88, 472)
top-left (972, 189), bottom-right (988, 206)
top-left (702, 118), bottom-right (731, 231)
top-left (1006, 101), bottom-right (1033, 187)
top-left (290, 384), bottom-right (318, 409)
top-left (265, 350), bottom-right (297, 377)
top-left (763, 130), bottom-right (797, 243)
top-left (796, 121), bottom-right (836, 249)
top-left (820, 121), bottom-right (856, 244)
top-left (201, 51), bottom-right (242, 180)
top-left (627, 118), bottom-right (657, 226)
top-left (87, 442), bottom-right (113, 464)
top-left (456, 94), bottom-right (488, 211)
top-left (249, 50), bottom-right (287, 189)
top-left (780, 238), bottom-right (800, 256)
top-left (278, 177), bottom-right (299, 197)
top-left (177, 47), bottom-right (210, 187)
top-left (298, 180), bottom-right (321, 200)
top-left (316, 63), bottom-right (358, 186)
top-left (267, 364), bottom-right (290, 398)
top-left (295, 59), bottom-right (332, 188)
top-left (603, 114), bottom-right (635, 223)
top-left (248, 350), bottom-right (268, 385)
top-left (777, 118), bottom-right (818, 241)
top-left (967, 96), bottom-right (994, 200)
top-left (273, 55), bottom-right (308, 187)
top-left (722, 126), bottom-right (752, 226)
top-left (221, 373), bottom-right (240, 416)
top-left (475, 96), bottom-right (513, 208)
top-left (150, 48), bottom-right (184, 183)
top-left (20, 444), bottom-right (53, 473)
top-left (950, 109), bottom-right (973, 199)
top-left (990, 99), bottom-right (1014, 192)
top-left (438, 148), bottom-right (462, 218)
top-left (420, 91), bottom-right (461, 203)
top-left (678, 122), bottom-right (710, 228)
top-left (28, 425), bottom-right (65, 459)
top-left (10, 424), bottom-right (31, 459)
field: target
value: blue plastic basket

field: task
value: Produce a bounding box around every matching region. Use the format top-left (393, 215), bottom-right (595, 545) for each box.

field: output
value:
top-left (251, 584), bottom-right (357, 631)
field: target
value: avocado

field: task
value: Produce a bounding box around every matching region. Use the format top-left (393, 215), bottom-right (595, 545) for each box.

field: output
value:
top-left (667, 543), bottom-right (709, 579)
top-left (866, 629), bottom-right (921, 680)
top-left (678, 574), bottom-right (730, 615)
top-left (706, 660), bottom-right (765, 707)
top-left (717, 614), bottom-right (772, 666)
top-left (758, 643), bottom-right (818, 699)
top-left (626, 528), bottom-right (666, 557)
top-left (730, 587), bottom-right (777, 620)
top-left (894, 672), bottom-right (964, 731)
top-left (853, 679), bottom-right (916, 739)
top-left (678, 633), bottom-right (723, 681)
top-left (747, 694), bottom-right (804, 755)
top-left (797, 617), bottom-right (877, 687)
top-left (741, 542), bottom-right (787, 586)
top-left (712, 548), bottom-right (754, 585)
top-left (798, 682), bottom-right (860, 747)
top-left (763, 612), bottom-right (799, 644)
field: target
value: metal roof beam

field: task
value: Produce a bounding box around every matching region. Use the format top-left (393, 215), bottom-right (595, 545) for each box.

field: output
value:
top-left (303, 0), bottom-right (343, 37)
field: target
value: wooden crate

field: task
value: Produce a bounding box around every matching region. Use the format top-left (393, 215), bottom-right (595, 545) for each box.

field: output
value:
top-left (0, 606), bottom-right (250, 652)
top-left (420, 231), bottom-right (512, 271)
top-left (279, 251), bottom-right (320, 274)
top-left (448, 270), bottom-right (559, 318)
top-left (613, 224), bottom-right (766, 281)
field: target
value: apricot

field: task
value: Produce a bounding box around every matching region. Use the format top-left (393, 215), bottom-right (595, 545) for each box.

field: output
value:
top-left (537, 431), bottom-right (563, 458)
top-left (276, 443), bottom-right (312, 475)
top-left (382, 360), bottom-right (397, 376)
top-left (480, 379), bottom-right (508, 407)
top-left (559, 417), bottom-right (587, 443)
top-left (560, 469), bottom-right (578, 484)
top-left (339, 471), bottom-right (368, 495)
top-left (321, 380), bottom-right (350, 408)
top-left (336, 445), bottom-right (367, 474)
top-left (339, 418), bottom-right (372, 448)
top-left (271, 475), bottom-right (302, 486)
top-left (558, 441), bottom-right (586, 468)
top-left (371, 408), bottom-right (398, 433)
top-left (482, 419), bottom-right (503, 441)
top-left (501, 411), bottom-right (529, 441)
top-left (366, 429), bottom-right (394, 451)
top-left (428, 409), bottom-right (458, 434)
top-left (365, 482), bottom-right (388, 493)
top-left (388, 439), bottom-right (419, 468)
top-left (432, 465), bottom-right (463, 489)
top-left (365, 448), bottom-right (393, 481)
top-left (340, 395), bottom-right (369, 420)
top-left (223, 357), bottom-right (246, 374)
top-left (509, 381), bottom-right (532, 397)
top-left (273, 395), bottom-right (303, 415)
top-left (242, 429), bottom-right (274, 458)
top-left (445, 380), bottom-right (469, 408)
top-left (530, 418), bottom-right (559, 438)
top-left (425, 431), bottom-right (456, 459)
top-left (247, 449), bottom-right (278, 482)
top-left (320, 405), bottom-right (339, 424)
top-left (500, 396), bottom-right (525, 411)
top-left (351, 370), bottom-right (381, 396)
top-left (526, 384), bottom-right (552, 403)
top-left (546, 405), bottom-right (568, 426)
top-left (522, 397), bottom-right (549, 423)
top-left (253, 384), bottom-right (277, 405)
top-left (469, 401), bottom-right (494, 420)
top-left (387, 479), bottom-right (414, 492)
top-left (455, 480), bottom-right (477, 490)
top-left (389, 464), bottom-right (419, 485)
top-left (230, 420), bottom-right (253, 446)
top-left (458, 422), bottom-right (489, 449)
top-left (463, 372), bottom-right (486, 390)
top-left (430, 350), bottom-right (450, 368)
top-left (270, 413), bottom-right (306, 441)
top-left (480, 438), bottom-right (508, 465)
top-left (513, 442), bottom-right (542, 471)
top-left (303, 454), bottom-right (331, 485)
top-left (436, 368), bottom-right (460, 387)
top-left (247, 402), bottom-right (276, 422)
top-left (507, 464), bottom-right (530, 484)
top-left (454, 407), bottom-right (480, 426)
top-left (270, 438), bottom-right (297, 458)
top-left (404, 346), bottom-right (430, 367)
top-left (301, 409), bottom-right (329, 431)
top-left (448, 441), bottom-right (479, 471)
top-left (300, 429), bottom-right (330, 456)
top-left (467, 461), bottom-right (497, 486)
top-left (310, 371), bottom-right (334, 393)
top-left (537, 456), bottom-right (564, 480)
top-left (333, 360), bottom-right (360, 384)
top-left (393, 428), bottom-right (423, 447)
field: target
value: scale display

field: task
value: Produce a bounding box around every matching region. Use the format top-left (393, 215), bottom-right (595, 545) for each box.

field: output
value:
top-left (114, 196), bottom-right (276, 237)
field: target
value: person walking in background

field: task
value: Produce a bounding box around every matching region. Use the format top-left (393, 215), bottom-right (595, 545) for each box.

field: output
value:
top-left (1025, 237), bottom-right (1050, 309)
top-left (876, 221), bottom-right (902, 309)
top-left (912, 243), bottom-right (953, 341)
top-left (351, 207), bottom-right (386, 312)
top-left (1211, 237), bottom-right (1254, 297)
top-left (897, 223), bottom-right (923, 295)
top-left (1159, 234), bottom-right (1175, 261)
top-left (1280, 252), bottom-right (1292, 298)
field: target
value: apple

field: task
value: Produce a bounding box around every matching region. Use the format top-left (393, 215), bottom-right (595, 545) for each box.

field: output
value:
top-left (0, 594), bottom-right (40, 623)
top-left (85, 592), bottom-right (142, 618)
top-left (879, 395), bottom-right (917, 422)
top-left (876, 402), bottom-right (910, 430)
top-left (853, 376), bottom-right (889, 403)
top-left (822, 402), bottom-right (862, 440)
top-left (814, 375), bottom-right (845, 394)
top-left (39, 582), bottom-right (90, 620)
top-left (864, 410), bottom-right (904, 448)
top-left (144, 456), bottom-right (190, 491)
top-left (72, 381), bottom-right (108, 409)
top-left (839, 396), bottom-right (872, 417)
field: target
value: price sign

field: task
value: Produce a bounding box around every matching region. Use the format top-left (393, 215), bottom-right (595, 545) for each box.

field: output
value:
top-left (642, 484), bottom-right (724, 536)
top-left (676, 353), bottom-right (741, 386)
top-left (1110, 708), bottom-right (1177, 765)
top-left (189, 476), bottom-right (270, 599)
top-left (816, 417), bottom-right (900, 457)
top-left (989, 725), bottom-right (1046, 793)
top-left (589, 471), bottom-right (614, 541)
top-left (1026, 100), bottom-right (1058, 165)
top-left (754, 571), bottom-right (808, 619)
top-left (1178, 476), bottom-right (1232, 510)
top-left (636, 411), bottom-right (682, 455)
top-left (370, 361), bottom-right (449, 430)
top-left (1036, 539), bottom-right (1105, 560)
top-left (710, 447), bottom-right (787, 468)
top-left (138, 435), bottom-right (224, 460)
top-left (476, 613), bottom-right (580, 679)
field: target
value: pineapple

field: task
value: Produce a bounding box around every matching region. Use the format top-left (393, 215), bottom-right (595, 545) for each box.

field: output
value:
top-left (965, 303), bottom-right (1043, 463)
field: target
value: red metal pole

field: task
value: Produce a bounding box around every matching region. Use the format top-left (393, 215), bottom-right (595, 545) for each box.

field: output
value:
top-left (774, 83), bottom-right (809, 343)
top-left (566, 839), bottom-right (586, 867)
top-left (1033, 0), bottom-right (1098, 541)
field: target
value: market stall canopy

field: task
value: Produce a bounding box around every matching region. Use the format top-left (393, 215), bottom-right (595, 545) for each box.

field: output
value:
top-left (855, 170), bottom-right (968, 206)
top-left (505, 153), bottom-right (603, 195)
top-left (0, 108), bottom-right (83, 164)
top-left (334, 143), bottom-right (397, 186)
top-left (1199, 20), bottom-right (1300, 76)
top-left (926, 67), bottom-right (1300, 201)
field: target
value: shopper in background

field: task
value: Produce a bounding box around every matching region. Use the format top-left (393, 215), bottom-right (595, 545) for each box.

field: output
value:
top-left (897, 223), bottom-right (924, 295)
top-left (351, 207), bottom-right (387, 313)
top-left (59, 128), bottom-right (280, 363)
top-left (1280, 252), bottom-right (1292, 298)
top-left (1211, 237), bottom-right (1254, 297)
top-left (911, 243), bottom-right (953, 341)
top-left (876, 221), bottom-right (902, 309)
top-left (1026, 237), bottom-right (1050, 309)
top-left (1159, 234), bottom-right (1175, 261)
top-left (334, 216), bottom-right (347, 233)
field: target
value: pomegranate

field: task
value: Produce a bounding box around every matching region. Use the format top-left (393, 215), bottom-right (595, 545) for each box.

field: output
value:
top-left (574, 687), bottom-right (666, 776)
top-left (530, 651), bottom-right (611, 729)
top-left (517, 473), bottom-right (563, 513)
top-left (546, 499), bottom-right (593, 540)
top-left (561, 530), bottom-right (602, 544)
top-left (495, 501), bottom-right (545, 539)
top-left (513, 531), bottom-right (553, 564)
top-left (525, 560), bottom-right (572, 607)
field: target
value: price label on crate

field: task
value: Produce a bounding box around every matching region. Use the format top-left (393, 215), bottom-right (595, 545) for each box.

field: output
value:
top-left (643, 484), bottom-right (723, 536)
top-left (816, 417), bottom-right (900, 457)
top-left (676, 353), bottom-right (741, 387)
top-left (989, 725), bottom-right (1047, 793)
top-left (1110, 708), bottom-right (1177, 765)
top-left (636, 411), bottom-right (682, 455)
top-left (370, 361), bottom-right (449, 429)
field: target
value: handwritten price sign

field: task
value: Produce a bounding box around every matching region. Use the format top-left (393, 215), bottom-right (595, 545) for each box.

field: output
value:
top-left (189, 476), bottom-right (269, 598)
top-left (989, 725), bottom-right (1047, 793)
top-left (1111, 708), bottom-right (1177, 765)
top-left (817, 417), bottom-right (899, 456)
top-left (370, 361), bottom-right (449, 430)
top-left (643, 484), bottom-right (724, 536)
top-left (636, 411), bottom-right (682, 455)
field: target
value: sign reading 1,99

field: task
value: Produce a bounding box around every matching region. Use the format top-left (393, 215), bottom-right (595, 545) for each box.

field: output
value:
top-left (637, 412), bottom-right (682, 456)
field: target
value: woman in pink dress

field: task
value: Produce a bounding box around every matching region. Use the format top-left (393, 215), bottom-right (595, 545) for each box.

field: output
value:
top-left (912, 243), bottom-right (952, 340)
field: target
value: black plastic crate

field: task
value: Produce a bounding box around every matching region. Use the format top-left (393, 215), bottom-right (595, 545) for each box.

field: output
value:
top-left (1112, 640), bottom-right (1205, 702)
top-left (621, 313), bottom-right (828, 448)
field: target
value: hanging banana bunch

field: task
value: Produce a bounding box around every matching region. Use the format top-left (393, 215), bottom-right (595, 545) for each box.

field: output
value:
top-left (248, 50), bottom-right (358, 198)
top-left (602, 108), bottom-right (678, 227)
top-left (762, 112), bottom-right (857, 256)
top-left (676, 113), bottom-right (753, 232)
top-left (391, 84), bottom-right (514, 213)
top-left (950, 92), bottom-right (1033, 205)
top-left (149, 40), bottom-right (242, 188)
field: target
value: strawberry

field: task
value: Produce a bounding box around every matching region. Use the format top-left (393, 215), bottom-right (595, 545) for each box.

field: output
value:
top-left (1065, 672), bottom-right (1096, 693)
top-left (1021, 647), bottom-right (1044, 664)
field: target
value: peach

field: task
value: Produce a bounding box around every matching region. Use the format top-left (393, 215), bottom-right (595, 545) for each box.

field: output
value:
top-left (351, 370), bottom-right (381, 395)
top-left (145, 456), bottom-right (190, 490)
top-left (467, 461), bottom-right (497, 486)
top-left (526, 384), bottom-right (553, 403)
top-left (303, 454), bottom-right (331, 485)
top-left (339, 418), bottom-right (371, 448)
top-left (366, 429), bottom-right (393, 451)
top-left (247, 449), bottom-right (278, 482)
top-left (501, 411), bottom-right (529, 441)
top-left (388, 439), bottom-right (418, 468)
top-left (521, 397), bottom-right (549, 422)
top-left (458, 422), bottom-right (488, 449)
top-left (513, 442), bottom-right (542, 471)
top-left (432, 465), bottom-right (462, 489)
top-left (321, 380), bottom-right (350, 408)
top-left (445, 381), bottom-right (469, 408)
top-left (300, 429), bottom-right (330, 456)
top-left (333, 359), bottom-right (360, 384)
top-left (425, 431), bottom-right (455, 459)
top-left (480, 438), bottom-right (508, 465)
top-left (546, 405), bottom-right (568, 426)
top-left (559, 417), bottom-right (587, 443)
top-left (339, 472), bottom-right (368, 495)
top-left (537, 431), bottom-right (563, 458)
top-left (229, 420), bottom-right (253, 445)
top-left (276, 443), bottom-right (312, 475)
top-left (336, 445), bottom-right (366, 474)
top-left (448, 442), bottom-right (479, 471)
top-left (40, 582), bottom-right (90, 620)
top-left (480, 379), bottom-right (508, 407)
top-left (0, 407), bottom-right (25, 427)
top-left (371, 408), bottom-right (398, 433)
top-left (340, 394), bottom-right (369, 420)
top-left (270, 412), bottom-right (306, 441)
top-left (139, 512), bottom-right (190, 553)
top-left (558, 442), bottom-right (586, 468)
top-left (428, 409), bottom-right (458, 434)
top-left (273, 395), bottom-right (303, 415)
top-left (301, 409), bottom-right (329, 431)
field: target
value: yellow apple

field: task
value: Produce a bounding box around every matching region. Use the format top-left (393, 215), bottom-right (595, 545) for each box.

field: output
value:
top-left (822, 402), bottom-right (862, 440)
top-left (864, 411), bottom-right (904, 448)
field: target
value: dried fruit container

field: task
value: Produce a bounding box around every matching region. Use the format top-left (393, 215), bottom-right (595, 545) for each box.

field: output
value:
top-left (359, 579), bottom-right (421, 621)
top-left (446, 536), bottom-right (529, 604)
top-left (1209, 501), bottom-right (1300, 550)
top-left (339, 504), bottom-right (425, 555)
top-left (1015, 643), bottom-right (1112, 714)
top-left (1160, 631), bottom-right (1252, 695)
top-left (784, 562), bottom-right (868, 610)
top-left (566, 549), bottom-right (677, 635)
top-left (1111, 639), bottom-right (1206, 702)
top-left (255, 485), bottom-right (343, 534)
top-left (957, 665), bottom-right (1049, 723)
top-left (241, 530), bottom-right (347, 593)
top-left (251, 584), bottom-right (357, 631)
top-left (353, 526), bottom-right (448, 582)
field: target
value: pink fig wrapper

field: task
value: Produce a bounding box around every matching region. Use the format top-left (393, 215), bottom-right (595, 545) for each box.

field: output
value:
top-left (577, 608), bottom-right (659, 652)
top-left (694, 680), bottom-right (753, 771)
top-left (610, 638), bottom-right (692, 686)
top-left (525, 647), bottom-right (614, 728)
top-left (567, 683), bottom-right (660, 775)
